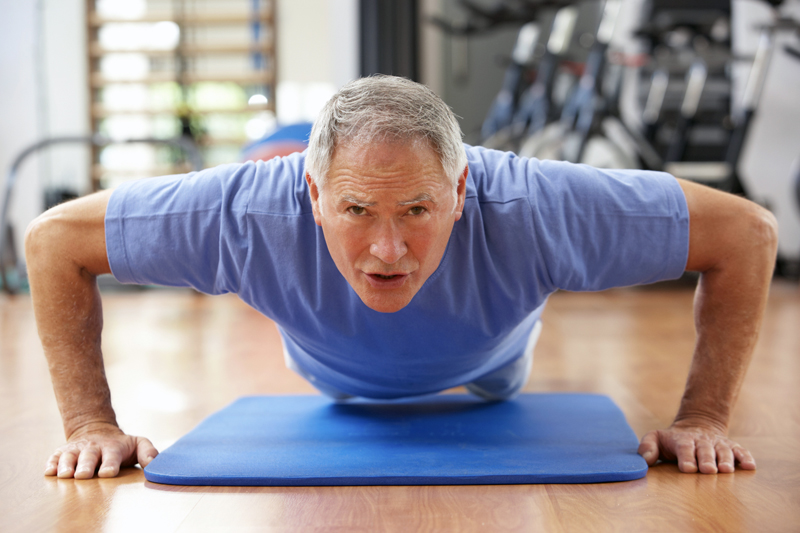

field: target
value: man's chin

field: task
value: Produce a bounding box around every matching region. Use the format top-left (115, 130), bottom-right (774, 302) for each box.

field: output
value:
top-left (356, 289), bottom-right (415, 313)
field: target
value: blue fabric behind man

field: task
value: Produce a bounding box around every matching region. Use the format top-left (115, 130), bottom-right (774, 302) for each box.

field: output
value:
top-left (105, 146), bottom-right (689, 399)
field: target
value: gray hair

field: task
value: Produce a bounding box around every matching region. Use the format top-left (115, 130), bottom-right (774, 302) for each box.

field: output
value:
top-left (304, 75), bottom-right (467, 188)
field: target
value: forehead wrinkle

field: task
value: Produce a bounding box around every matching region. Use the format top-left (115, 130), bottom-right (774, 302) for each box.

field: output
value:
top-left (332, 179), bottom-right (445, 206)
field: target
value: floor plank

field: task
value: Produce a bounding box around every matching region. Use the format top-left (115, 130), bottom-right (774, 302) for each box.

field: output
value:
top-left (1, 281), bottom-right (798, 532)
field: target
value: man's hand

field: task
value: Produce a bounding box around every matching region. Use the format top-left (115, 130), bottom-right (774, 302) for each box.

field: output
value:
top-left (45, 422), bottom-right (158, 479)
top-left (638, 419), bottom-right (756, 474)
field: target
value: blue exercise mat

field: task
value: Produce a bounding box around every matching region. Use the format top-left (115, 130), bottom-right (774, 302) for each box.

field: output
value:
top-left (144, 393), bottom-right (647, 486)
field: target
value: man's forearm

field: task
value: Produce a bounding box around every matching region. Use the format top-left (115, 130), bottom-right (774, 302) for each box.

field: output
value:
top-left (676, 213), bottom-right (777, 430)
top-left (26, 211), bottom-right (118, 438)
top-left (677, 278), bottom-right (766, 429)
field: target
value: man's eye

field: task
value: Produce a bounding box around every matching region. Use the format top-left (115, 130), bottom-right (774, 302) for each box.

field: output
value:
top-left (408, 206), bottom-right (426, 216)
top-left (348, 206), bottom-right (366, 215)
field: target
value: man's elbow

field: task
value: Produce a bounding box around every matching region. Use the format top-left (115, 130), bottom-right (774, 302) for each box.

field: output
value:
top-left (25, 194), bottom-right (112, 277)
top-left (744, 204), bottom-right (779, 265)
top-left (24, 212), bottom-right (60, 270)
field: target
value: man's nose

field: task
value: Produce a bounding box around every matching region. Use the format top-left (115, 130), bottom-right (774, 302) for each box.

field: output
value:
top-left (369, 220), bottom-right (408, 265)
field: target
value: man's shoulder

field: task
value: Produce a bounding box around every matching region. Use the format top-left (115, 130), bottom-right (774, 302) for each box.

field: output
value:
top-left (138, 151), bottom-right (310, 217)
top-left (464, 145), bottom-right (537, 205)
top-left (244, 151), bottom-right (312, 217)
top-left (464, 145), bottom-right (678, 211)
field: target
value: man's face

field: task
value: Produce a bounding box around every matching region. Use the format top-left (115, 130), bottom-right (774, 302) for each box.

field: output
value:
top-left (306, 140), bottom-right (467, 313)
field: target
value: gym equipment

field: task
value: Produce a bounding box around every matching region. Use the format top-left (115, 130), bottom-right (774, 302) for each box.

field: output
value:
top-left (144, 393), bottom-right (648, 486)
top-left (480, 21), bottom-right (542, 141)
top-left (719, 14), bottom-right (799, 193)
top-left (641, 68), bottom-right (669, 143)
top-left (664, 59), bottom-right (709, 164)
top-left (519, 0), bottom-right (638, 168)
top-left (0, 135), bottom-right (202, 294)
top-left (786, 24), bottom-right (800, 261)
top-left (483, 3), bottom-right (581, 151)
top-left (611, 1), bottom-right (736, 174)
top-left (513, 5), bottom-right (579, 137)
top-left (429, 0), bottom-right (546, 37)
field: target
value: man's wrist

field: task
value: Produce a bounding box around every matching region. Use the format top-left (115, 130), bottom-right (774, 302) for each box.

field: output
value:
top-left (64, 414), bottom-right (120, 440)
top-left (672, 407), bottom-right (729, 434)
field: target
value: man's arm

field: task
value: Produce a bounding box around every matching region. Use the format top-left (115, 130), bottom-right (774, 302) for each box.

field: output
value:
top-left (637, 178), bottom-right (778, 473)
top-left (25, 190), bottom-right (157, 479)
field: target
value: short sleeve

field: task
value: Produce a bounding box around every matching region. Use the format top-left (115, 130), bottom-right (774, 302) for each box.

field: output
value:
top-left (104, 162), bottom-right (255, 294)
top-left (527, 159), bottom-right (690, 292)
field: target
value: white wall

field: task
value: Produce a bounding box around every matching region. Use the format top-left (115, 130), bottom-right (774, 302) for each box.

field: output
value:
top-left (40, 0), bottom-right (90, 195)
top-left (0, 0), bottom-right (39, 262)
top-left (0, 0), bottom-right (88, 267)
top-left (276, 0), bottom-right (333, 84)
top-left (327, 0), bottom-right (359, 90)
top-left (275, 0), bottom-right (358, 124)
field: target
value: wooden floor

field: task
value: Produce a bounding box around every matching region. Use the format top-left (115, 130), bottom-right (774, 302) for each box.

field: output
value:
top-left (1, 281), bottom-right (798, 532)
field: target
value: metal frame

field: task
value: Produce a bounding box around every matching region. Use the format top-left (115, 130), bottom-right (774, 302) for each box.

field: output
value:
top-left (0, 135), bottom-right (202, 294)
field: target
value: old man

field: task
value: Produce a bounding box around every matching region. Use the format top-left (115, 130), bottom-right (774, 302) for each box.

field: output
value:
top-left (25, 75), bottom-right (777, 480)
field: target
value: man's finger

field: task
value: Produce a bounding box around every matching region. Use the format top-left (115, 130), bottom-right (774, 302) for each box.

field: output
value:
top-left (57, 450), bottom-right (79, 478)
top-left (74, 445), bottom-right (102, 479)
top-left (733, 445), bottom-right (757, 470)
top-left (136, 437), bottom-right (159, 468)
top-left (637, 431), bottom-right (660, 465)
top-left (695, 440), bottom-right (717, 474)
top-left (675, 439), bottom-right (698, 473)
top-left (715, 442), bottom-right (735, 473)
top-left (98, 446), bottom-right (124, 478)
top-left (45, 451), bottom-right (62, 476)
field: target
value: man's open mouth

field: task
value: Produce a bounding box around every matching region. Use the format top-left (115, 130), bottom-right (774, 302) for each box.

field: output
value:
top-left (364, 272), bottom-right (409, 288)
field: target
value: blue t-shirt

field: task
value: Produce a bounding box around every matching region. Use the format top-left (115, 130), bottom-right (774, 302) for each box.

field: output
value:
top-left (105, 145), bottom-right (689, 399)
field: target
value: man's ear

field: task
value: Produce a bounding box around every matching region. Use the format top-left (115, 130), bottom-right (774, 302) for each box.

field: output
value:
top-left (453, 165), bottom-right (468, 222)
top-left (305, 172), bottom-right (323, 226)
